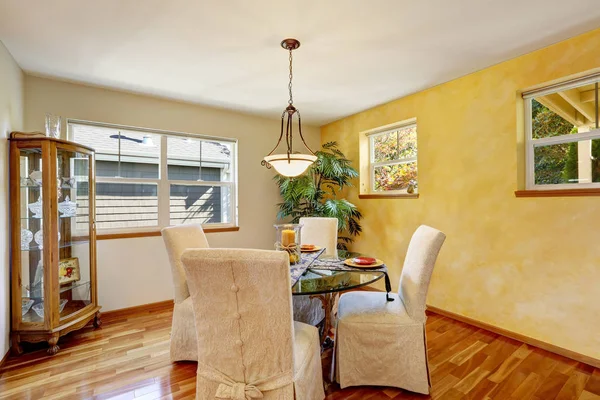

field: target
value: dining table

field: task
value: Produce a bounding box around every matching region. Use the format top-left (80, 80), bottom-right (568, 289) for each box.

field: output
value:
top-left (289, 248), bottom-right (393, 347)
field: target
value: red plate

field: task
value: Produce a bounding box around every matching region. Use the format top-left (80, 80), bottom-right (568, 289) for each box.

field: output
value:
top-left (352, 257), bottom-right (377, 265)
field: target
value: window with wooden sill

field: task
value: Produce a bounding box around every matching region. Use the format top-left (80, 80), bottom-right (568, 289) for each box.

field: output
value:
top-left (360, 119), bottom-right (419, 199)
top-left (69, 120), bottom-right (238, 235)
top-left (521, 73), bottom-right (600, 197)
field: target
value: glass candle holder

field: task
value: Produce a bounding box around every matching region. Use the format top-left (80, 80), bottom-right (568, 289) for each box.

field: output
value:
top-left (274, 223), bottom-right (302, 265)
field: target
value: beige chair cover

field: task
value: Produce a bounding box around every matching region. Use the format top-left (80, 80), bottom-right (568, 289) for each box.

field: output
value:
top-left (335, 225), bottom-right (446, 394)
top-left (161, 224), bottom-right (209, 361)
top-left (181, 248), bottom-right (325, 400)
top-left (299, 217), bottom-right (338, 258)
top-left (293, 217), bottom-right (338, 326)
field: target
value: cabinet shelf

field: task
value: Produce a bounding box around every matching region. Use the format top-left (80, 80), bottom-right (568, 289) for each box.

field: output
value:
top-left (21, 299), bottom-right (92, 323)
top-left (59, 280), bottom-right (91, 294)
top-left (22, 240), bottom-right (90, 252)
top-left (23, 280), bottom-right (90, 298)
top-left (20, 184), bottom-right (83, 190)
top-left (21, 214), bottom-right (89, 220)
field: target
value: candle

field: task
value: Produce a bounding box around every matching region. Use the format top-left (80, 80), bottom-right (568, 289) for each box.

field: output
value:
top-left (281, 229), bottom-right (296, 247)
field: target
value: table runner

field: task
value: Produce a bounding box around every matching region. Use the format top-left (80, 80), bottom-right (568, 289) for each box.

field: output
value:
top-left (289, 249), bottom-right (325, 286)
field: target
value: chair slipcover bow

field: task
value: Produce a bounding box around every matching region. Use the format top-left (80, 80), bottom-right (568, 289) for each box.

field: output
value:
top-left (200, 362), bottom-right (293, 400)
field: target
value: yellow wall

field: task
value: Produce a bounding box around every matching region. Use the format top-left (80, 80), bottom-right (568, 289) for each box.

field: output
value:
top-left (321, 28), bottom-right (600, 359)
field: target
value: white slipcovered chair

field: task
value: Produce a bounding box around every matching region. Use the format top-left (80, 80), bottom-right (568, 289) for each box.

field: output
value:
top-left (299, 217), bottom-right (338, 258)
top-left (293, 217), bottom-right (338, 326)
top-left (180, 248), bottom-right (325, 400)
top-left (161, 224), bottom-right (209, 362)
top-left (335, 225), bottom-right (446, 394)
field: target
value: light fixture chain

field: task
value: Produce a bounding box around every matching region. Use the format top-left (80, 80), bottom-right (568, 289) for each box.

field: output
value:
top-left (262, 38), bottom-right (317, 176)
top-left (288, 49), bottom-right (293, 105)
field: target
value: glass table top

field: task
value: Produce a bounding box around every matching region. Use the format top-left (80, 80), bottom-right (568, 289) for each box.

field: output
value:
top-left (291, 251), bottom-right (386, 295)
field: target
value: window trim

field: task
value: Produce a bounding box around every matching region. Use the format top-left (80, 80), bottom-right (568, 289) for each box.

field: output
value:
top-left (366, 119), bottom-right (418, 195)
top-left (67, 119), bottom-right (238, 233)
top-left (523, 82), bottom-right (600, 190)
top-left (522, 72), bottom-right (600, 99)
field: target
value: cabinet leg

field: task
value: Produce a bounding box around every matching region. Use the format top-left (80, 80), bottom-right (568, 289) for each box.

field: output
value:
top-left (93, 312), bottom-right (102, 329)
top-left (11, 333), bottom-right (23, 356)
top-left (47, 334), bottom-right (60, 355)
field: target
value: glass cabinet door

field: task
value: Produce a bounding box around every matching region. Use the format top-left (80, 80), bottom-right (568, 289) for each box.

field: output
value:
top-left (56, 148), bottom-right (92, 321)
top-left (19, 147), bottom-right (45, 323)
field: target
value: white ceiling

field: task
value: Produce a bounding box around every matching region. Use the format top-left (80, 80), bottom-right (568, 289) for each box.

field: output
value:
top-left (1, 0), bottom-right (600, 125)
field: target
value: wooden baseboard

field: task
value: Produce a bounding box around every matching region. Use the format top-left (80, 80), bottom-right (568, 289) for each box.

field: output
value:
top-left (101, 300), bottom-right (174, 321)
top-left (0, 349), bottom-right (9, 370)
top-left (427, 305), bottom-right (600, 369)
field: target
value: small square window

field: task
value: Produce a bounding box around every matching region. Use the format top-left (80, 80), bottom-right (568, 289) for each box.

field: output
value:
top-left (368, 123), bottom-right (418, 193)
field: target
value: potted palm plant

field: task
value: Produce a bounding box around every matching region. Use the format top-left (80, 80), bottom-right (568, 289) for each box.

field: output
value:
top-left (274, 142), bottom-right (362, 250)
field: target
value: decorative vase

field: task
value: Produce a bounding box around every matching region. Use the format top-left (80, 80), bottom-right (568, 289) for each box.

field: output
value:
top-left (45, 113), bottom-right (61, 139)
top-left (61, 177), bottom-right (76, 188)
top-left (34, 229), bottom-right (60, 250)
top-left (28, 196), bottom-right (43, 218)
top-left (29, 170), bottom-right (42, 186)
top-left (274, 223), bottom-right (303, 265)
top-left (58, 196), bottom-right (77, 217)
top-left (21, 298), bottom-right (34, 316)
top-left (21, 228), bottom-right (33, 250)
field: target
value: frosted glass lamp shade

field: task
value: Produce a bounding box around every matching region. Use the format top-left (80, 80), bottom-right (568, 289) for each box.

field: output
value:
top-left (264, 153), bottom-right (317, 177)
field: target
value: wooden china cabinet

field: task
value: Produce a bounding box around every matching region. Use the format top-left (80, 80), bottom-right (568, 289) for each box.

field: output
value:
top-left (9, 133), bottom-right (101, 355)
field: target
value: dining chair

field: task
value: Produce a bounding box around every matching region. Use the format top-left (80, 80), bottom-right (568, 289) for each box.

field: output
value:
top-left (294, 217), bottom-right (338, 326)
top-left (181, 248), bottom-right (325, 400)
top-left (299, 217), bottom-right (338, 258)
top-left (161, 224), bottom-right (209, 362)
top-left (334, 225), bottom-right (446, 394)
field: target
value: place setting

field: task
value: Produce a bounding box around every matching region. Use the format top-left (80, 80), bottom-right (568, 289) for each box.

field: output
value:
top-left (342, 256), bottom-right (384, 269)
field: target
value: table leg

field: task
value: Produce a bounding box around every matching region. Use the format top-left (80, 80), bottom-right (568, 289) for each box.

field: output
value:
top-left (309, 292), bottom-right (338, 348)
top-left (384, 272), bottom-right (394, 301)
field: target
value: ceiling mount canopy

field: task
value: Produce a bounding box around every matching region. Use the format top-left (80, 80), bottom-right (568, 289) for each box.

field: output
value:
top-left (262, 38), bottom-right (317, 177)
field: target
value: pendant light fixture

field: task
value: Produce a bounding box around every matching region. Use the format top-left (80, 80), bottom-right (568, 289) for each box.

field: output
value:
top-left (262, 38), bottom-right (317, 177)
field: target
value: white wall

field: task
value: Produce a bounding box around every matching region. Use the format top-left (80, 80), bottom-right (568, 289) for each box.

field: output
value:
top-left (24, 75), bottom-right (320, 311)
top-left (0, 41), bottom-right (24, 359)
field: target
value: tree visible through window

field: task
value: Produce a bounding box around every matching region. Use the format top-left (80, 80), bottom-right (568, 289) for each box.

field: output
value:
top-left (369, 123), bottom-right (417, 192)
top-left (531, 99), bottom-right (577, 184)
top-left (524, 77), bottom-right (600, 189)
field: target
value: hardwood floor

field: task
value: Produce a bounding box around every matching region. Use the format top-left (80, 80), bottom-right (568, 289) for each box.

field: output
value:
top-left (1, 303), bottom-right (599, 400)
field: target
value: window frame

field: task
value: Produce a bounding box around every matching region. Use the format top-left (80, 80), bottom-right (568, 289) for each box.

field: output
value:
top-left (523, 75), bottom-right (600, 190)
top-left (367, 119), bottom-right (418, 194)
top-left (67, 119), bottom-right (238, 234)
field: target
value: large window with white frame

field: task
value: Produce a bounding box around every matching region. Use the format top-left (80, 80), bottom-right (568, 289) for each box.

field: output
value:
top-left (368, 120), bottom-right (418, 193)
top-left (523, 74), bottom-right (600, 189)
top-left (69, 120), bottom-right (237, 233)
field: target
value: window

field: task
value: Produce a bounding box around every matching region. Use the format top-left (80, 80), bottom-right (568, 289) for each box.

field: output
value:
top-left (368, 121), bottom-right (418, 193)
top-left (69, 121), bottom-right (237, 232)
top-left (523, 74), bottom-right (600, 189)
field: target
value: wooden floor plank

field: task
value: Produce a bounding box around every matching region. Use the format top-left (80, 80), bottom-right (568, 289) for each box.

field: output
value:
top-left (585, 369), bottom-right (600, 395)
top-left (555, 370), bottom-right (592, 400)
top-left (579, 391), bottom-right (600, 400)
